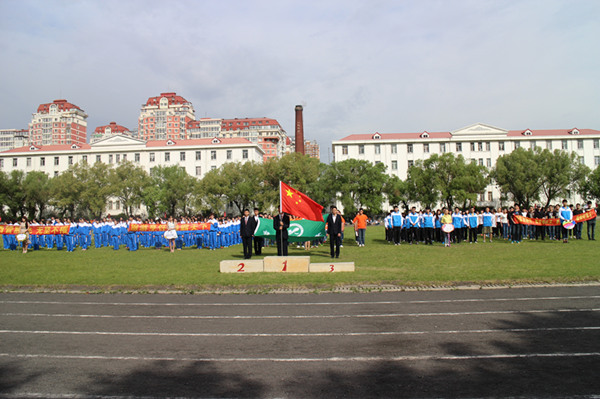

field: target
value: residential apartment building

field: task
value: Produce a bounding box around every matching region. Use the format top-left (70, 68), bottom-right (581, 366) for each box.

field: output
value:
top-left (304, 140), bottom-right (320, 159)
top-left (332, 123), bottom-right (600, 207)
top-left (28, 99), bottom-right (87, 146)
top-left (0, 129), bottom-right (28, 151)
top-left (91, 122), bottom-right (134, 143)
top-left (138, 92), bottom-right (196, 141)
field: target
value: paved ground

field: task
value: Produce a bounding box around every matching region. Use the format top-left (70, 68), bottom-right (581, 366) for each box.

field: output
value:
top-left (0, 286), bottom-right (599, 398)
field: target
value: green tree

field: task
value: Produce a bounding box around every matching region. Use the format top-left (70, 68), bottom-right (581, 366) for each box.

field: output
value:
top-left (405, 160), bottom-right (439, 208)
top-left (4, 170), bottom-right (26, 219)
top-left (22, 171), bottom-right (51, 219)
top-left (382, 174), bottom-right (408, 212)
top-left (579, 165), bottom-right (600, 202)
top-left (538, 149), bottom-right (590, 207)
top-left (143, 166), bottom-right (196, 217)
top-left (491, 147), bottom-right (542, 207)
top-left (109, 161), bottom-right (150, 216)
top-left (50, 168), bottom-right (83, 218)
top-left (78, 162), bottom-right (112, 218)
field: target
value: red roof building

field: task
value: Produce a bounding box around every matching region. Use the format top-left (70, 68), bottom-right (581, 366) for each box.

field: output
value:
top-left (29, 99), bottom-right (87, 147)
top-left (138, 92), bottom-right (196, 141)
top-left (91, 122), bottom-right (133, 143)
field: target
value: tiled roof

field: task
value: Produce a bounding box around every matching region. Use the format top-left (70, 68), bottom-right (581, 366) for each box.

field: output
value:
top-left (94, 122), bottom-right (130, 134)
top-left (3, 143), bottom-right (92, 153)
top-left (145, 138), bottom-right (254, 147)
top-left (36, 99), bottom-right (82, 113)
top-left (144, 92), bottom-right (190, 107)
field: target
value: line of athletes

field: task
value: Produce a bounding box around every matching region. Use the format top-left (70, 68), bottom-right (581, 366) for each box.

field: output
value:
top-left (1, 214), bottom-right (255, 252)
top-left (383, 201), bottom-right (597, 247)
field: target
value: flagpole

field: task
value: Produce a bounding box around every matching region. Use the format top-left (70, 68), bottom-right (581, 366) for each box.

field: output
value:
top-left (279, 181), bottom-right (283, 256)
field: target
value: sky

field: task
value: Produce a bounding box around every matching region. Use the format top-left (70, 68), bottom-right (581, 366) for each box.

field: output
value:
top-left (1, 0), bottom-right (599, 162)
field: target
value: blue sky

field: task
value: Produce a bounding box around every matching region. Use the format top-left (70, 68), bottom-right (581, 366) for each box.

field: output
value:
top-left (1, 0), bottom-right (599, 161)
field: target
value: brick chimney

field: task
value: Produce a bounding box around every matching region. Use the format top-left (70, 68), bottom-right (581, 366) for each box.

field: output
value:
top-left (295, 105), bottom-right (305, 155)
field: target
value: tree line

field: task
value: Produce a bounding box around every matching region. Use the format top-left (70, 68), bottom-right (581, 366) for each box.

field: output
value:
top-left (1, 149), bottom-right (599, 221)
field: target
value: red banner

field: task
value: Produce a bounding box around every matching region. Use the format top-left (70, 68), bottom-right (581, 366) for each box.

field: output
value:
top-left (0, 225), bottom-right (71, 235)
top-left (128, 223), bottom-right (211, 232)
top-left (513, 209), bottom-right (597, 225)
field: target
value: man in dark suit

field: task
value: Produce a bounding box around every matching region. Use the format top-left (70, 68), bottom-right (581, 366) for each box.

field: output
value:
top-left (273, 209), bottom-right (290, 256)
top-left (253, 208), bottom-right (264, 255)
top-left (326, 206), bottom-right (344, 258)
top-left (240, 209), bottom-right (257, 259)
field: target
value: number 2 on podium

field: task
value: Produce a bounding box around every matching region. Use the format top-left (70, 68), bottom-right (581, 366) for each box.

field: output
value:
top-left (237, 263), bottom-right (245, 272)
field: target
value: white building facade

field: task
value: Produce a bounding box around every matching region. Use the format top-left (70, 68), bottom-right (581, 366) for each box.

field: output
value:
top-left (332, 123), bottom-right (600, 208)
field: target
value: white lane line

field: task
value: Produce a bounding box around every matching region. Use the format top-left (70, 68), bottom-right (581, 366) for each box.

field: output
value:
top-left (0, 326), bottom-right (598, 338)
top-left (1, 295), bottom-right (599, 307)
top-left (1, 308), bottom-right (599, 319)
top-left (1, 352), bottom-right (599, 362)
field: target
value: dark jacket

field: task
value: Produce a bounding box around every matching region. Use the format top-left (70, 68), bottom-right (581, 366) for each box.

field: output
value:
top-left (240, 216), bottom-right (257, 238)
top-left (326, 213), bottom-right (343, 235)
top-left (273, 213), bottom-right (290, 239)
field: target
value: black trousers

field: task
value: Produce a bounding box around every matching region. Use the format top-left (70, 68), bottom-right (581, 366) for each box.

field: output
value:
top-left (469, 227), bottom-right (477, 243)
top-left (424, 228), bottom-right (433, 244)
top-left (254, 236), bottom-right (263, 255)
top-left (276, 234), bottom-right (288, 256)
top-left (393, 227), bottom-right (401, 244)
top-left (242, 236), bottom-right (253, 259)
top-left (329, 234), bottom-right (341, 258)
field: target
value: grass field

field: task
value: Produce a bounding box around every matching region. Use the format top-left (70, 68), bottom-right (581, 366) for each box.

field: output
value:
top-left (0, 225), bottom-right (598, 292)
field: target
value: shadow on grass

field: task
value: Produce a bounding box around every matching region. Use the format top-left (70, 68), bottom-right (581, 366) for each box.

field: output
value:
top-left (69, 310), bottom-right (600, 398)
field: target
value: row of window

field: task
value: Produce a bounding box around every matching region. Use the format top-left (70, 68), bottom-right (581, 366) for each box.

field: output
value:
top-left (385, 156), bottom-right (600, 171)
top-left (345, 138), bottom-right (600, 156)
top-left (1, 149), bottom-right (250, 169)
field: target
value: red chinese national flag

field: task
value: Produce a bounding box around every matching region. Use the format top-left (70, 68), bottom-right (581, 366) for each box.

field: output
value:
top-left (280, 181), bottom-right (324, 222)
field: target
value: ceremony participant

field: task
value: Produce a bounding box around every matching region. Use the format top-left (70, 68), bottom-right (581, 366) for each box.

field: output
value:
top-left (384, 211), bottom-right (393, 243)
top-left (441, 208), bottom-right (453, 247)
top-left (240, 209), bottom-right (256, 259)
top-left (352, 208), bottom-right (369, 247)
top-left (511, 205), bottom-right (523, 244)
top-left (407, 207), bottom-right (419, 244)
top-left (252, 208), bottom-right (264, 255)
top-left (452, 208), bottom-right (463, 244)
top-left (19, 217), bottom-right (30, 254)
top-left (273, 209), bottom-right (290, 256)
top-left (326, 206), bottom-right (344, 258)
top-left (573, 203), bottom-right (583, 240)
top-left (559, 199), bottom-right (573, 243)
top-left (482, 207), bottom-right (493, 243)
top-left (391, 206), bottom-right (403, 245)
top-left (422, 208), bottom-right (434, 245)
top-left (585, 201), bottom-right (596, 240)
top-left (467, 208), bottom-right (479, 243)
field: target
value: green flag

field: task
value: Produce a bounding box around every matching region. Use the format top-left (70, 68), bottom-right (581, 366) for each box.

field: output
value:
top-left (254, 217), bottom-right (326, 243)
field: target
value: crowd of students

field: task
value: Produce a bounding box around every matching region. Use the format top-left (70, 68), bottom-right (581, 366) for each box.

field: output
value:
top-left (383, 201), bottom-right (597, 246)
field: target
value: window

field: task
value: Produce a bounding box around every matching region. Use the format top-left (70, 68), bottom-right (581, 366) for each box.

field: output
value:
top-left (530, 141), bottom-right (536, 149)
top-left (54, 156), bottom-right (59, 166)
top-left (359, 145), bottom-right (365, 154)
top-left (134, 153), bottom-right (140, 162)
top-left (478, 142), bottom-right (483, 151)
top-left (594, 139), bottom-right (599, 149)
top-left (195, 151), bottom-right (201, 160)
top-left (471, 142), bottom-right (476, 152)
top-left (479, 193), bottom-right (485, 202)
top-left (456, 143), bottom-right (462, 152)
top-left (342, 145), bottom-right (348, 155)
top-left (196, 166), bottom-right (202, 176)
top-left (150, 153), bottom-right (155, 162)
top-left (407, 144), bottom-right (413, 153)
top-left (546, 140), bottom-right (552, 150)
top-left (579, 156), bottom-right (585, 164)
top-left (68, 156), bottom-right (73, 165)
top-left (408, 160), bottom-right (414, 168)
top-left (211, 150), bottom-right (217, 160)
top-left (486, 142), bottom-right (491, 151)
top-left (115, 201), bottom-right (120, 210)
top-left (227, 150), bottom-right (232, 160)
top-left (0, 159), bottom-right (3, 168)
top-left (96, 155), bottom-right (101, 163)
top-left (123, 154), bottom-right (127, 162)
top-left (108, 201), bottom-right (113, 210)
top-left (391, 144), bottom-right (397, 154)
top-left (440, 143), bottom-right (446, 153)
top-left (498, 141), bottom-right (505, 151)
top-left (54, 171), bottom-right (58, 177)
top-left (562, 140), bottom-right (568, 150)
top-left (26, 157), bottom-right (31, 167)
top-left (391, 160), bottom-right (398, 170)
top-left (82, 155), bottom-right (87, 163)
top-left (478, 158), bottom-right (484, 166)
top-left (515, 141), bottom-right (520, 149)
top-left (116, 154), bottom-right (120, 163)
top-left (243, 149), bottom-right (248, 159)
top-left (423, 143), bottom-right (429, 153)
top-left (577, 139), bottom-right (584, 150)
top-left (488, 192), bottom-right (493, 201)
top-left (211, 165), bottom-right (216, 170)
top-left (180, 151), bottom-right (186, 161)
top-left (375, 144), bottom-right (381, 154)
top-left (12, 158), bottom-right (17, 167)
top-left (486, 158), bottom-right (492, 167)
top-left (595, 156), bottom-right (600, 166)
top-left (165, 152), bottom-right (170, 162)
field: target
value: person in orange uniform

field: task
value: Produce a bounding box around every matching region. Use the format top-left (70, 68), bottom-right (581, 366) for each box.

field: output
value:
top-left (352, 208), bottom-right (369, 247)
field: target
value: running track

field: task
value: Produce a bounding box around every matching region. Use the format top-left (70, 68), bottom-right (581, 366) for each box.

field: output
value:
top-left (0, 286), bottom-right (599, 398)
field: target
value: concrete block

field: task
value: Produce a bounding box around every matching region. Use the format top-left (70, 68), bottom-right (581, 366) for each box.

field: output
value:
top-left (220, 259), bottom-right (264, 273)
top-left (309, 262), bottom-right (355, 273)
top-left (263, 256), bottom-right (310, 273)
